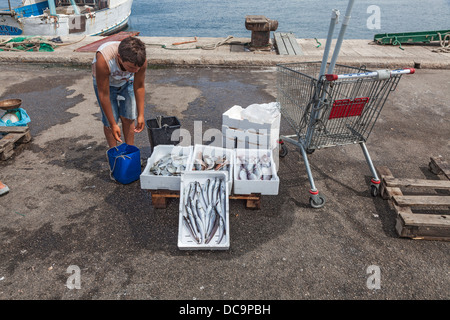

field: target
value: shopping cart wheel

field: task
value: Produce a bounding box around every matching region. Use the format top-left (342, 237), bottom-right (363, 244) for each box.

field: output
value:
top-left (370, 184), bottom-right (379, 197)
top-left (306, 148), bottom-right (315, 155)
top-left (309, 193), bottom-right (326, 209)
top-left (279, 141), bottom-right (288, 158)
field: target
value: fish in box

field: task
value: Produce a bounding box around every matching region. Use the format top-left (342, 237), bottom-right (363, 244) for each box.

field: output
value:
top-left (233, 148), bottom-right (280, 195)
top-left (140, 145), bottom-right (193, 191)
top-left (187, 144), bottom-right (235, 194)
top-left (178, 171), bottom-right (230, 250)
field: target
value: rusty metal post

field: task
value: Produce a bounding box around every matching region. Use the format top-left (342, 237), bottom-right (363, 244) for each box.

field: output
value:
top-left (245, 15), bottom-right (278, 49)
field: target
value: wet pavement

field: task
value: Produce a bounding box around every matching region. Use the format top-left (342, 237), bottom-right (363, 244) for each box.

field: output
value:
top-left (0, 63), bottom-right (449, 301)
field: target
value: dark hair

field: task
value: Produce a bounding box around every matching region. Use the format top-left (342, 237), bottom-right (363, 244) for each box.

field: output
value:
top-left (118, 37), bottom-right (146, 67)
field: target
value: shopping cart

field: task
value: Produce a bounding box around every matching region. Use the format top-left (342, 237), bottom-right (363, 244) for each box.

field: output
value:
top-left (277, 62), bottom-right (415, 208)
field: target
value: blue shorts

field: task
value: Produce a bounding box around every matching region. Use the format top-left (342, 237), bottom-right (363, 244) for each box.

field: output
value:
top-left (93, 78), bottom-right (137, 127)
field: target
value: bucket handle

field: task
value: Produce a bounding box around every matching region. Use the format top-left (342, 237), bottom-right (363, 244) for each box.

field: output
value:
top-left (106, 146), bottom-right (132, 181)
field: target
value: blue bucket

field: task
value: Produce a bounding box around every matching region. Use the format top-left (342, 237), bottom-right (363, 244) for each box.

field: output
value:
top-left (106, 144), bottom-right (141, 184)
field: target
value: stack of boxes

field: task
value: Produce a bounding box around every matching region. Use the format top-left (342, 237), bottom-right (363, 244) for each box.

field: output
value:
top-left (221, 103), bottom-right (280, 152)
top-left (221, 103), bottom-right (281, 170)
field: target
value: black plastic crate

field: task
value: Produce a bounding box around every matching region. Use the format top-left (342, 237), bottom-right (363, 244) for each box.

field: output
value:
top-left (146, 116), bottom-right (181, 152)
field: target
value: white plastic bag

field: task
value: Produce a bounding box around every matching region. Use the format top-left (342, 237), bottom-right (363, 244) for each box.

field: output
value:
top-left (240, 102), bottom-right (279, 124)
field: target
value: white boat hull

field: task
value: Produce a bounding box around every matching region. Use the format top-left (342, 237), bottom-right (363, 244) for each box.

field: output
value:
top-left (0, 0), bottom-right (133, 36)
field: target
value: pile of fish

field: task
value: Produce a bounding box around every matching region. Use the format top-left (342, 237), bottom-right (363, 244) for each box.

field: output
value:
top-left (181, 177), bottom-right (227, 245)
top-left (237, 153), bottom-right (273, 180)
top-left (192, 151), bottom-right (230, 172)
top-left (149, 153), bottom-right (190, 176)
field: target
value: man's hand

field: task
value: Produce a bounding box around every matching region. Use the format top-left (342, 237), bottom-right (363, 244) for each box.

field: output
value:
top-left (111, 124), bottom-right (123, 143)
top-left (134, 115), bottom-right (145, 133)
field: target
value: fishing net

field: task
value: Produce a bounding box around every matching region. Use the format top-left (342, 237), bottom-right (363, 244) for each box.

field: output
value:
top-left (0, 36), bottom-right (55, 52)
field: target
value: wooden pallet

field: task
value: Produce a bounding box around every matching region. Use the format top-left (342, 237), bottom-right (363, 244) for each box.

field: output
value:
top-left (148, 189), bottom-right (261, 210)
top-left (0, 125), bottom-right (32, 160)
top-left (377, 163), bottom-right (450, 241)
top-left (429, 155), bottom-right (450, 180)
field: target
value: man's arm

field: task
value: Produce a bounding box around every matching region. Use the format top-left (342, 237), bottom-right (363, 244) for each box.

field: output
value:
top-left (133, 58), bottom-right (147, 133)
top-left (95, 52), bottom-right (122, 143)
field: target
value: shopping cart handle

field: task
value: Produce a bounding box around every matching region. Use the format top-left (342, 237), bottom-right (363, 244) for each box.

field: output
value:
top-left (391, 68), bottom-right (416, 75)
top-left (325, 68), bottom-right (415, 81)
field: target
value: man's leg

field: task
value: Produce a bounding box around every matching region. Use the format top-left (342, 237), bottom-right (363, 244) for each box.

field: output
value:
top-left (104, 126), bottom-right (119, 148)
top-left (118, 81), bottom-right (137, 146)
top-left (121, 116), bottom-right (136, 145)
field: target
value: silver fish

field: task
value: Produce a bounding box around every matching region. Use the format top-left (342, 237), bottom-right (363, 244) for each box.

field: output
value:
top-left (150, 153), bottom-right (188, 176)
top-left (204, 204), bottom-right (214, 237)
top-left (219, 178), bottom-right (226, 215)
top-left (183, 177), bottom-right (227, 245)
top-left (253, 163), bottom-right (263, 180)
top-left (204, 178), bottom-right (210, 204)
top-left (185, 203), bottom-right (199, 240)
top-left (190, 199), bottom-right (205, 243)
top-left (217, 215), bottom-right (226, 244)
top-left (183, 216), bottom-right (200, 244)
top-left (212, 177), bottom-right (220, 205)
top-left (205, 210), bottom-right (220, 244)
top-left (239, 168), bottom-right (248, 180)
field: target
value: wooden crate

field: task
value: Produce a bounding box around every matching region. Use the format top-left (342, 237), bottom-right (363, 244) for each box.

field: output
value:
top-left (377, 162), bottom-right (450, 241)
top-left (0, 126), bottom-right (32, 160)
top-left (148, 189), bottom-right (261, 210)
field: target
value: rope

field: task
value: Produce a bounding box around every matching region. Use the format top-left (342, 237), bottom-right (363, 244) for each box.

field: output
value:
top-left (438, 32), bottom-right (450, 47)
top-left (145, 35), bottom-right (242, 51)
top-left (432, 32), bottom-right (450, 53)
top-left (0, 35), bottom-right (87, 52)
top-left (392, 37), bottom-right (404, 50)
top-left (198, 35), bottom-right (236, 50)
top-left (314, 38), bottom-right (322, 48)
top-left (107, 146), bottom-right (132, 182)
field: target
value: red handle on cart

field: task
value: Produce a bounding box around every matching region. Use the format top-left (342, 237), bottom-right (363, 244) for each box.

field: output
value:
top-left (325, 68), bottom-right (415, 81)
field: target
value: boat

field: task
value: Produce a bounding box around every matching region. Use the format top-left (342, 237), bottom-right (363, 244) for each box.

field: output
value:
top-left (0, 0), bottom-right (133, 36)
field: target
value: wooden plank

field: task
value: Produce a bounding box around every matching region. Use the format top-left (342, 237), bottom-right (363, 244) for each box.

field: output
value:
top-left (429, 156), bottom-right (450, 180)
top-left (377, 166), bottom-right (400, 200)
top-left (274, 32), bottom-right (303, 56)
top-left (396, 213), bottom-right (450, 241)
top-left (393, 195), bottom-right (450, 207)
top-left (231, 193), bottom-right (261, 210)
top-left (282, 33), bottom-right (296, 56)
top-left (148, 190), bottom-right (261, 209)
top-left (274, 32), bottom-right (288, 55)
top-left (398, 210), bottom-right (450, 227)
top-left (384, 177), bottom-right (450, 190)
top-left (0, 133), bottom-right (24, 151)
top-left (0, 125), bottom-right (29, 134)
top-left (284, 32), bottom-right (303, 55)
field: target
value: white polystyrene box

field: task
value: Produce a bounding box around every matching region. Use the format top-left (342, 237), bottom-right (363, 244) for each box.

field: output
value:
top-left (222, 125), bottom-right (279, 150)
top-left (186, 144), bottom-right (234, 194)
top-left (140, 145), bottom-right (193, 191)
top-left (222, 103), bottom-right (281, 133)
top-left (178, 171), bottom-right (230, 250)
top-left (233, 148), bottom-right (280, 195)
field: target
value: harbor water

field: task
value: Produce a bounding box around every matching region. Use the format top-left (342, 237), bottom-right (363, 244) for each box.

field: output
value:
top-left (126, 0), bottom-right (450, 39)
top-left (1, 0), bottom-right (449, 39)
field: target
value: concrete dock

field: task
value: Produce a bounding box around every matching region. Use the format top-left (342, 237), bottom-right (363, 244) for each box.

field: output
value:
top-left (0, 34), bottom-right (449, 304)
top-left (0, 35), bottom-right (449, 69)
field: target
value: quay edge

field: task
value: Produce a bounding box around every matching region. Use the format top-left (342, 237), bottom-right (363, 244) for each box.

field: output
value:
top-left (0, 36), bottom-right (449, 69)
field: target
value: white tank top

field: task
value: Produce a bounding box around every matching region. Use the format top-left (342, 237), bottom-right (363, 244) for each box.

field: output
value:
top-left (92, 41), bottom-right (134, 87)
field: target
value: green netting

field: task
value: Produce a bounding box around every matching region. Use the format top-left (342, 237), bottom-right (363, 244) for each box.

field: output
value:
top-left (0, 36), bottom-right (55, 52)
